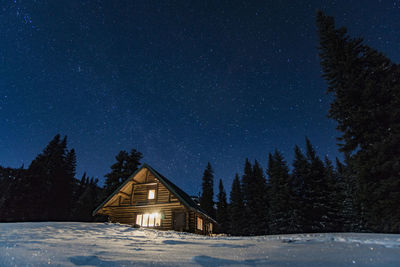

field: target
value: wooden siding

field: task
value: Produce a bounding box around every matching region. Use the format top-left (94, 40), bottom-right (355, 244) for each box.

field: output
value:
top-left (98, 173), bottom-right (190, 230)
top-left (102, 202), bottom-right (187, 230)
top-left (96, 166), bottom-right (217, 234)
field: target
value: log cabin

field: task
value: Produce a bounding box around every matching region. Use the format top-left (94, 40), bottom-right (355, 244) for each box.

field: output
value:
top-left (93, 163), bottom-right (217, 235)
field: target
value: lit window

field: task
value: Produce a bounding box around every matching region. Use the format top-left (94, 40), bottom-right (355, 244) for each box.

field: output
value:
top-left (136, 214), bottom-right (142, 225)
top-left (148, 189), bottom-right (155, 199)
top-left (149, 213), bottom-right (155, 226)
top-left (197, 217), bottom-right (203, 230)
top-left (136, 213), bottom-right (161, 227)
top-left (209, 223), bottom-right (213, 233)
top-left (142, 214), bottom-right (149, 226)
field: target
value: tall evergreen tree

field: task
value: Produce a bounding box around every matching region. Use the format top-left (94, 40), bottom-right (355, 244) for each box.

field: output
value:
top-left (252, 160), bottom-right (269, 234)
top-left (216, 179), bottom-right (229, 233)
top-left (104, 149), bottom-right (142, 196)
top-left (229, 173), bottom-right (244, 235)
top-left (317, 11), bottom-right (400, 232)
top-left (267, 150), bottom-right (295, 234)
top-left (304, 137), bottom-right (332, 232)
top-left (0, 135), bottom-right (102, 223)
top-left (200, 162), bottom-right (215, 219)
top-left (323, 156), bottom-right (341, 232)
top-left (73, 177), bottom-right (101, 222)
top-left (291, 145), bottom-right (309, 232)
top-left (22, 134), bottom-right (77, 221)
top-left (336, 155), bottom-right (364, 232)
top-left (241, 158), bottom-right (253, 210)
top-left (241, 159), bottom-right (268, 235)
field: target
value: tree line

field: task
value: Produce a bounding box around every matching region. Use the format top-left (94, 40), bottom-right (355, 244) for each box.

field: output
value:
top-left (200, 137), bottom-right (355, 235)
top-left (199, 12), bottom-right (400, 235)
top-left (0, 134), bottom-right (143, 222)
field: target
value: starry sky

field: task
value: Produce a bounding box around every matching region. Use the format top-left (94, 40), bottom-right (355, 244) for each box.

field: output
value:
top-left (1, 0), bottom-right (399, 196)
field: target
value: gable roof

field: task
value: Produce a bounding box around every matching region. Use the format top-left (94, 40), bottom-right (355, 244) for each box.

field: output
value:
top-left (93, 163), bottom-right (217, 224)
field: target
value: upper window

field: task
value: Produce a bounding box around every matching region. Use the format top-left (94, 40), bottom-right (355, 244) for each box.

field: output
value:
top-left (148, 189), bottom-right (155, 200)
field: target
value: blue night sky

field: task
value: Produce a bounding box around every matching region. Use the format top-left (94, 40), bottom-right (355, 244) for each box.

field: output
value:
top-left (1, 1), bottom-right (399, 196)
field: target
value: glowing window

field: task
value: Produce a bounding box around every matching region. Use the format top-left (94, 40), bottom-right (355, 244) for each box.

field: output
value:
top-left (136, 214), bottom-right (142, 225)
top-left (142, 214), bottom-right (149, 226)
top-left (197, 217), bottom-right (203, 230)
top-left (148, 189), bottom-right (155, 199)
top-left (148, 213), bottom-right (155, 226)
top-left (209, 223), bottom-right (213, 233)
top-left (136, 213), bottom-right (161, 227)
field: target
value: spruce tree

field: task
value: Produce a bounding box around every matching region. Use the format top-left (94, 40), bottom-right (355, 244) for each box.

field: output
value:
top-left (304, 137), bottom-right (331, 232)
top-left (252, 160), bottom-right (268, 235)
top-left (323, 156), bottom-right (341, 232)
top-left (241, 158), bottom-right (253, 235)
top-left (229, 173), bottom-right (244, 235)
top-left (104, 149), bottom-right (142, 196)
top-left (200, 162), bottom-right (215, 219)
top-left (25, 134), bottom-right (76, 221)
top-left (74, 177), bottom-right (100, 222)
top-left (291, 145), bottom-right (309, 232)
top-left (216, 179), bottom-right (229, 233)
top-left (267, 150), bottom-right (294, 234)
top-left (317, 11), bottom-right (400, 232)
top-left (336, 155), bottom-right (364, 232)
top-left (241, 159), bottom-right (268, 235)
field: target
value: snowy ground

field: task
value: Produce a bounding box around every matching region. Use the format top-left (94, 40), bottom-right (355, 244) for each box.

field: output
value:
top-left (0, 222), bottom-right (399, 266)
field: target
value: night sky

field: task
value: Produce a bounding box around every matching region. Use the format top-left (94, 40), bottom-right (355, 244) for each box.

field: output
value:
top-left (1, 1), bottom-right (399, 196)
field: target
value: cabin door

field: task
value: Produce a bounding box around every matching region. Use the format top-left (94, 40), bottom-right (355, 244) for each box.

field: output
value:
top-left (173, 211), bottom-right (186, 231)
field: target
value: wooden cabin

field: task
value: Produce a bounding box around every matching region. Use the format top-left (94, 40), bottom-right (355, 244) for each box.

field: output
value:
top-left (93, 163), bottom-right (217, 235)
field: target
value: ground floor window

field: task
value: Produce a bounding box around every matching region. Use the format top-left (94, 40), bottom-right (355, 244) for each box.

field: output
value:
top-left (208, 223), bottom-right (213, 233)
top-left (197, 216), bottom-right (203, 230)
top-left (136, 213), bottom-right (161, 227)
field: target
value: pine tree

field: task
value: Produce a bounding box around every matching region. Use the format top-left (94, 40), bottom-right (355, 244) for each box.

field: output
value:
top-left (229, 173), bottom-right (244, 235)
top-left (22, 134), bottom-right (77, 221)
top-left (73, 177), bottom-right (100, 221)
top-left (104, 149), bottom-right (142, 196)
top-left (252, 160), bottom-right (268, 234)
top-left (323, 156), bottom-right (341, 232)
top-left (241, 158), bottom-right (253, 210)
top-left (241, 158), bottom-right (253, 235)
top-left (216, 179), bottom-right (229, 233)
top-left (291, 145), bottom-right (309, 232)
top-left (200, 163), bottom-right (215, 219)
top-left (241, 159), bottom-right (268, 235)
top-left (267, 150), bottom-right (294, 234)
top-left (317, 11), bottom-right (400, 232)
top-left (304, 137), bottom-right (331, 232)
top-left (336, 155), bottom-right (364, 232)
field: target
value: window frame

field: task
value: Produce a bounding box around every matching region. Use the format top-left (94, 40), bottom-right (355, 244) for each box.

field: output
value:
top-left (148, 189), bottom-right (156, 200)
top-left (136, 213), bottom-right (162, 227)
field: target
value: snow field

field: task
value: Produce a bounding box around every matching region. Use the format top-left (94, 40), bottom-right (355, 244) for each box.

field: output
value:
top-left (0, 222), bottom-right (399, 266)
